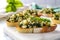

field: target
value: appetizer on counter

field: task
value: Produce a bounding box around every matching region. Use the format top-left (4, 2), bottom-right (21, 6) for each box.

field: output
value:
top-left (6, 12), bottom-right (24, 27)
top-left (52, 12), bottom-right (60, 24)
top-left (6, 14), bottom-right (18, 27)
top-left (16, 17), bottom-right (57, 33)
top-left (6, 8), bottom-right (57, 33)
top-left (41, 8), bottom-right (56, 17)
top-left (6, 9), bottom-right (42, 27)
top-left (23, 9), bottom-right (42, 17)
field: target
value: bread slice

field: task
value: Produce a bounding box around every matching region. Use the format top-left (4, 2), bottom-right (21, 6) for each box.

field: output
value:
top-left (49, 24), bottom-right (57, 32)
top-left (16, 25), bottom-right (33, 33)
top-left (40, 26), bottom-right (49, 33)
top-left (46, 14), bottom-right (53, 17)
top-left (41, 24), bottom-right (57, 33)
top-left (52, 17), bottom-right (60, 24)
top-left (6, 21), bottom-right (18, 27)
top-left (16, 24), bottom-right (57, 33)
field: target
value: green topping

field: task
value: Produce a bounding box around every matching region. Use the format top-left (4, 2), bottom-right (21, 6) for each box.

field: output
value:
top-left (7, 14), bottom-right (18, 22)
top-left (54, 13), bottom-right (60, 20)
top-left (7, 9), bottom-right (52, 28)
top-left (25, 9), bottom-right (38, 16)
top-left (19, 16), bottom-right (51, 28)
top-left (30, 17), bottom-right (51, 22)
top-left (42, 8), bottom-right (56, 14)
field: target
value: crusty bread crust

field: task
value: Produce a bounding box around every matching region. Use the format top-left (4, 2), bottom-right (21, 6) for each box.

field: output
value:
top-left (6, 21), bottom-right (18, 27)
top-left (40, 24), bottom-right (57, 33)
top-left (52, 17), bottom-right (60, 24)
top-left (46, 14), bottom-right (53, 17)
top-left (16, 25), bottom-right (33, 33)
top-left (16, 24), bottom-right (57, 33)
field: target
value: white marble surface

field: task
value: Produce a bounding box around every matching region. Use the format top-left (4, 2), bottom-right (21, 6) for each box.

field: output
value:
top-left (0, 20), bottom-right (6, 40)
top-left (0, 20), bottom-right (12, 40)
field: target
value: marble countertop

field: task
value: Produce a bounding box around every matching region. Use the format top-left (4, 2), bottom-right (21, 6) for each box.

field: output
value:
top-left (0, 20), bottom-right (12, 40)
